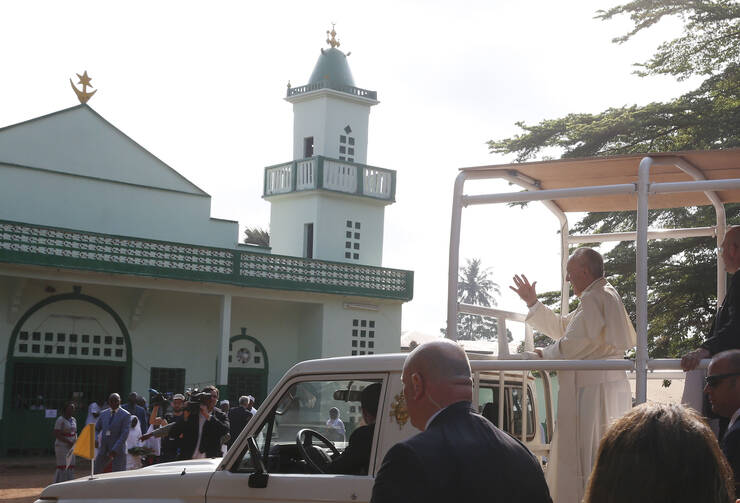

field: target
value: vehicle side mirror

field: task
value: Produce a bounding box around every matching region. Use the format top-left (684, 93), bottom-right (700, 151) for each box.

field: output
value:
top-left (247, 436), bottom-right (268, 488)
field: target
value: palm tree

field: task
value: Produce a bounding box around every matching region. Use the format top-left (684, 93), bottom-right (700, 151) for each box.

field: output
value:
top-left (244, 227), bottom-right (270, 248)
top-left (457, 258), bottom-right (500, 307)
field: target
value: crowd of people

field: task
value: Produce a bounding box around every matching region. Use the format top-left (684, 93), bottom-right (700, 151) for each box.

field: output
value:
top-left (54, 388), bottom-right (259, 479)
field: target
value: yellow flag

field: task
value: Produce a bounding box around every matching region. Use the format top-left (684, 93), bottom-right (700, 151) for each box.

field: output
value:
top-left (73, 423), bottom-right (95, 460)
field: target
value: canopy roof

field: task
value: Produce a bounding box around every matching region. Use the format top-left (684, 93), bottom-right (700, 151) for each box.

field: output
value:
top-left (460, 149), bottom-right (740, 212)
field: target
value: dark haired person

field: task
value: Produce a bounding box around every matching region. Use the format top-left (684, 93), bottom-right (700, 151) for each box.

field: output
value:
top-left (328, 382), bottom-right (381, 475)
top-left (171, 386), bottom-right (229, 459)
top-left (705, 349), bottom-right (740, 497)
top-left (584, 403), bottom-right (734, 503)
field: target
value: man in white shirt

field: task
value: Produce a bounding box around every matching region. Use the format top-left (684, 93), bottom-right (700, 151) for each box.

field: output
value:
top-left (705, 349), bottom-right (740, 496)
top-left (510, 247), bottom-right (636, 503)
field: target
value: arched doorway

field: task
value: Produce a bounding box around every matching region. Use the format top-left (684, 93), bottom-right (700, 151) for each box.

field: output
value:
top-left (227, 328), bottom-right (268, 407)
top-left (2, 289), bottom-right (132, 454)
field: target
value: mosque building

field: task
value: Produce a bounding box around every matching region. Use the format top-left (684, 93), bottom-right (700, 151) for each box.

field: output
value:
top-left (0, 29), bottom-right (413, 453)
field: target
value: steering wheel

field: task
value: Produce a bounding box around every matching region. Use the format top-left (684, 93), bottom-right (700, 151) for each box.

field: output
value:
top-left (296, 428), bottom-right (341, 473)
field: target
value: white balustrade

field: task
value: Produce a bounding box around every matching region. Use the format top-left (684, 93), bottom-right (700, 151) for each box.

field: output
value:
top-left (363, 168), bottom-right (392, 198)
top-left (265, 163), bottom-right (293, 195)
top-left (323, 161), bottom-right (358, 192)
top-left (296, 159), bottom-right (316, 190)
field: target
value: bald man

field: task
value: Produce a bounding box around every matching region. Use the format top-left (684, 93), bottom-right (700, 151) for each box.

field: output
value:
top-left (93, 393), bottom-right (131, 473)
top-left (682, 226), bottom-right (740, 371)
top-left (511, 247), bottom-right (636, 503)
top-left (370, 340), bottom-right (551, 503)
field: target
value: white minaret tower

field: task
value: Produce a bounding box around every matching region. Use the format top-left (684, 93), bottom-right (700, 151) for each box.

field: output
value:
top-left (264, 27), bottom-right (395, 266)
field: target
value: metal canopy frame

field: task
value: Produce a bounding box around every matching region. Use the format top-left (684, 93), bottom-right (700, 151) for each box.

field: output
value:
top-left (447, 149), bottom-right (740, 404)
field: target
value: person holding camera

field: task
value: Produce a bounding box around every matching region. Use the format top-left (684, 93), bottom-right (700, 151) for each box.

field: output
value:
top-left (170, 386), bottom-right (229, 460)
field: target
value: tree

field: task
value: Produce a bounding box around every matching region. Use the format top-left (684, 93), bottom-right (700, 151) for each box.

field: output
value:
top-left (441, 258), bottom-right (512, 342)
top-left (489, 1), bottom-right (739, 357)
top-left (243, 227), bottom-right (270, 247)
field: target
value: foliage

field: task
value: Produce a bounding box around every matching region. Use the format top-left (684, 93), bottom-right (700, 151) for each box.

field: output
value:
top-left (597, 0), bottom-right (740, 80)
top-left (488, 0), bottom-right (740, 357)
top-left (243, 227), bottom-right (270, 247)
top-left (441, 258), bottom-right (512, 342)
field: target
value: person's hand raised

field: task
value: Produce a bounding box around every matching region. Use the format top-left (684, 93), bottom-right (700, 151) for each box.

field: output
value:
top-left (510, 274), bottom-right (538, 307)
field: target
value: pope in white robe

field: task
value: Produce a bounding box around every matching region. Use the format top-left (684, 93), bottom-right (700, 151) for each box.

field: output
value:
top-left (511, 248), bottom-right (636, 503)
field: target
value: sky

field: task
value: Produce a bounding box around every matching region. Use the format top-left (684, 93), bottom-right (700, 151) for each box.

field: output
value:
top-left (0, 1), bottom-right (698, 344)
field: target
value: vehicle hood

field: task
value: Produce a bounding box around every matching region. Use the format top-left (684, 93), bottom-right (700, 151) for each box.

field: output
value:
top-left (39, 458), bottom-right (221, 500)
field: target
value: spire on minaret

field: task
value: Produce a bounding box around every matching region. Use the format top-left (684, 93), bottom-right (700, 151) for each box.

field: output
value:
top-left (326, 23), bottom-right (340, 48)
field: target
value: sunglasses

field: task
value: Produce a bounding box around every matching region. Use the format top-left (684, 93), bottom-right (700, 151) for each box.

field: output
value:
top-left (705, 372), bottom-right (740, 387)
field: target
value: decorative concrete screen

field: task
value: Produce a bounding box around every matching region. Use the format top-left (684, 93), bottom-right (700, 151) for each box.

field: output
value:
top-left (0, 220), bottom-right (413, 300)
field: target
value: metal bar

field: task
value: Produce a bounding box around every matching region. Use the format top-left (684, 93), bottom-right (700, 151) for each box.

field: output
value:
top-left (462, 183), bottom-right (636, 206)
top-left (568, 226), bottom-right (716, 244)
top-left (524, 324), bottom-right (534, 352)
top-left (458, 303), bottom-right (527, 323)
top-left (647, 358), bottom-right (710, 370)
top-left (520, 371), bottom-right (528, 443)
top-left (498, 371), bottom-right (505, 433)
top-left (635, 158), bottom-right (651, 404)
top-left (650, 179), bottom-right (740, 194)
top-left (447, 172), bottom-right (467, 340)
top-left (469, 359), bottom-right (634, 371)
top-left (652, 157), bottom-right (728, 302)
top-left (498, 172), bottom-right (570, 315)
top-left (497, 317), bottom-right (509, 357)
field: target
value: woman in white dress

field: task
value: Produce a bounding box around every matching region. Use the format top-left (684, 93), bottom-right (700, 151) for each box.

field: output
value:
top-left (53, 402), bottom-right (77, 483)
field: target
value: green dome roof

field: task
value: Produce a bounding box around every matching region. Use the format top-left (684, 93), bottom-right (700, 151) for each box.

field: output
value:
top-left (308, 48), bottom-right (355, 87)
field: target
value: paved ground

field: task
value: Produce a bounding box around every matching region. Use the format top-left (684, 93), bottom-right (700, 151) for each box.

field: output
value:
top-left (0, 456), bottom-right (92, 503)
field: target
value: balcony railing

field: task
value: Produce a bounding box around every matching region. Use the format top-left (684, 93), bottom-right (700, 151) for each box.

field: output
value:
top-left (264, 156), bottom-right (395, 202)
top-left (0, 220), bottom-right (413, 301)
top-left (287, 80), bottom-right (378, 101)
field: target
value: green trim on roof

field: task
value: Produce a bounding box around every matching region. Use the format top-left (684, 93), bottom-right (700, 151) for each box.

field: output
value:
top-left (0, 219), bottom-right (413, 301)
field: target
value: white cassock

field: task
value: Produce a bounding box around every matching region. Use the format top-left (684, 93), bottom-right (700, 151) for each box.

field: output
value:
top-left (526, 277), bottom-right (636, 503)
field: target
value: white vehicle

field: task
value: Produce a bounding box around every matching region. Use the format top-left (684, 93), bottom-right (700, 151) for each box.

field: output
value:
top-left (37, 148), bottom-right (740, 502)
top-left (37, 354), bottom-right (553, 503)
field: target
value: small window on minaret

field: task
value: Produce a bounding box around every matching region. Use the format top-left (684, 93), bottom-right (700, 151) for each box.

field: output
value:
top-left (339, 134), bottom-right (355, 163)
top-left (343, 220), bottom-right (361, 261)
top-left (304, 223), bottom-right (314, 258)
top-left (304, 137), bottom-right (314, 157)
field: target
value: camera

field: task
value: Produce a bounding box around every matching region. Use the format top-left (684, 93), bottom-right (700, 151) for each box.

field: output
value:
top-left (185, 390), bottom-right (212, 414)
top-left (149, 388), bottom-right (171, 408)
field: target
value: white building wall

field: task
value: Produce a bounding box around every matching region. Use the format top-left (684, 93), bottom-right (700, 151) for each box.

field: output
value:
top-left (321, 300), bottom-right (402, 357)
top-left (314, 194), bottom-right (385, 265)
top-left (268, 191), bottom-right (385, 265)
top-left (0, 163), bottom-right (238, 248)
top-left (268, 193), bottom-right (321, 258)
top-left (292, 94), bottom-right (371, 163)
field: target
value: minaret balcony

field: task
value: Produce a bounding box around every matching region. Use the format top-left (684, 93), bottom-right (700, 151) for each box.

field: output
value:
top-left (264, 156), bottom-right (395, 203)
top-left (287, 81), bottom-right (377, 101)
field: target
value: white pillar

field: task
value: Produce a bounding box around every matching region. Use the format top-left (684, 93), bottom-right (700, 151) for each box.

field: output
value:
top-left (217, 294), bottom-right (232, 386)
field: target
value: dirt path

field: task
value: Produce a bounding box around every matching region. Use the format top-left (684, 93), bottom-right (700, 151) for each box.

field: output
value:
top-left (0, 457), bottom-right (91, 503)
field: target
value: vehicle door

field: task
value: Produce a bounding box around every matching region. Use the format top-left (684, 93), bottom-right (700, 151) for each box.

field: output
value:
top-left (206, 373), bottom-right (388, 503)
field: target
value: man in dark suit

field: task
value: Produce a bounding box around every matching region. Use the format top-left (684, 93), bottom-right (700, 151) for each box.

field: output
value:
top-left (172, 385), bottom-right (230, 459)
top-left (94, 393), bottom-right (131, 473)
top-left (371, 340), bottom-right (551, 503)
top-left (328, 382), bottom-right (381, 475)
top-left (682, 226), bottom-right (740, 371)
top-left (705, 349), bottom-right (740, 496)
top-left (227, 395), bottom-right (254, 447)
